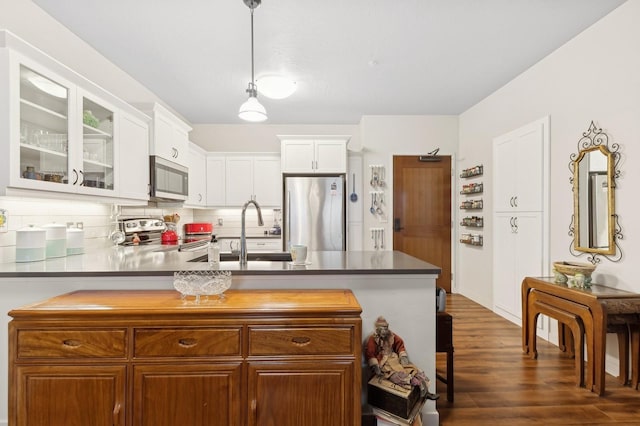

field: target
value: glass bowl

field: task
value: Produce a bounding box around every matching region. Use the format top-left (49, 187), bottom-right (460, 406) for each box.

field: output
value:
top-left (173, 270), bottom-right (232, 303)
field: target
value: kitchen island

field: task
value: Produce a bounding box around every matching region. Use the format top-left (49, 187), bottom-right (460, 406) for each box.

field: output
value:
top-left (0, 247), bottom-right (441, 426)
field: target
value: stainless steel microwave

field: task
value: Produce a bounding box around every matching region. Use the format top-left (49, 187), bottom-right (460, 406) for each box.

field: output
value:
top-left (149, 156), bottom-right (189, 201)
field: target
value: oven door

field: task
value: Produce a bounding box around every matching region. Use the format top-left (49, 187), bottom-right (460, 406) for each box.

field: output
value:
top-left (150, 156), bottom-right (189, 201)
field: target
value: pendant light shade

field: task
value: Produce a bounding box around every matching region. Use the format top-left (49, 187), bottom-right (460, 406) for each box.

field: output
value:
top-left (239, 84), bottom-right (267, 122)
top-left (239, 0), bottom-right (267, 122)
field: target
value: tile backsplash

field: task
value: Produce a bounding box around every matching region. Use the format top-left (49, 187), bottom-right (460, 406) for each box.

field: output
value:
top-left (0, 196), bottom-right (280, 263)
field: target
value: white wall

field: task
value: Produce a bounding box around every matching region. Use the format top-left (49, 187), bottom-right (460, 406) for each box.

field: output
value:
top-left (0, 0), bottom-right (182, 120)
top-left (458, 0), bottom-right (640, 308)
top-left (190, 123), bottom-right (361, 152)
top-left (359, 115), bottom-right (459, 258)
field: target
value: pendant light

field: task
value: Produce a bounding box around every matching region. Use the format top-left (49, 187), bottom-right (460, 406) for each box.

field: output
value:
top-left (238, 0), bottom-right (267, 122)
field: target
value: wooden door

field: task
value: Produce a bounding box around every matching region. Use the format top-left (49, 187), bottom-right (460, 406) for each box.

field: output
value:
top-left (248, 361), bottom-right (357, 426)
top-left (132, 363), bottom-right (242, 426)
top-left (15, 365), bottom-right (126, 426)
top-left (393, 155), bottom-right (452, 292)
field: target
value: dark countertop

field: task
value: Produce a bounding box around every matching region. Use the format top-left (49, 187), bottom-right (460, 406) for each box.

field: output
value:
top-left (0, 245), bottom-right (441, 277)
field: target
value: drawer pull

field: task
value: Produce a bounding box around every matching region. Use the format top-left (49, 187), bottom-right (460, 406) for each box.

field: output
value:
top-left (291, 336), bottom-right (311, 346)
top-left (62, 339), bottom-right (82, 348)
top-left (178, 338), bottom-right (198, 347)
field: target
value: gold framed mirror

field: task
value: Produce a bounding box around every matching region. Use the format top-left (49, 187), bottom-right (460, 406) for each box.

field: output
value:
top-left (569, 121), bottom-right (622, 264)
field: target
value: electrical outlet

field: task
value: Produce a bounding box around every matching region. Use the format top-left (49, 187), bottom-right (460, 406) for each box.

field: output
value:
top-left (217, 218), bottom-right (223, 226)
top-left (0, 209), bottom-right (7, 233)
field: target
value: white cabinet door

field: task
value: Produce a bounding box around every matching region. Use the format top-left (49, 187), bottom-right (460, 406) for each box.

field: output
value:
top-left (153, 111), bottom-right (174, 162)
top-left (117, 112), bottom-right (149, 202)
top-left (315, 140), bottom-right (347, 173)
top-left (143, 103), bottom-right (191, 167)
top-left (206, 154), bottom-right (225, 207)
top-left (493, 121), bottom-right (545, 212)
top-left (280, 139), bottom-right (347, 173)
top-left (493, 213), bottom-right (516, 319)
top-left (225, 155), bottom-right (281, 207)
top-left (253, 156), bottom-right (281, 206)
top-left (186, 143), bottom-right (207, 207)
top-left (172, 126), bottom-right (189, 166)
top-left (225, 156), bottom-right (254, 206)
top-left (493, 212), bottom-right (543, 323)
top-left (281, 140), bottom-right (314, 173)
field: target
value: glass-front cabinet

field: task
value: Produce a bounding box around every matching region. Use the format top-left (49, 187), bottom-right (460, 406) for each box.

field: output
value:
top-left (16, 62), bottom-right (117, 196)
top-left (79, 93), bottom-right (115, 192)
top-left (18, 64), bottom-right (72, 189)
top-left (1, 30), bottom-right (152, 203)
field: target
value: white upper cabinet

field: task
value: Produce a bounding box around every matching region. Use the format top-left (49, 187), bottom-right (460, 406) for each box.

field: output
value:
top-left (138, 103), bottom-right (191, 168)
top-left (280, 137), bottom-right (349, 173)
top-left (116, 111), bottom-right (150, 202)
top-left (186, 142), bottom-right (207, 207)
top-left (225, 154), bottom-right (281, 207)
top-left (0, 34), bottom-right (150, 202)
top-left (206, 154), bottom-right (226, 207)
top-left (493, 121), bottom-right (546, 212)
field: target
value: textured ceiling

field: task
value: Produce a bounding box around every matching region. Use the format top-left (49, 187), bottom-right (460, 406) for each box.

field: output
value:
top-left (33, 0), bottom-right (626, 125)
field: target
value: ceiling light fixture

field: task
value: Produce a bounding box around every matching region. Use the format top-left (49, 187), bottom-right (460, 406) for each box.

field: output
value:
top-left (257, 75), bottom-right (297, 99)
top-left (238, 0), bottom-right (267, 122)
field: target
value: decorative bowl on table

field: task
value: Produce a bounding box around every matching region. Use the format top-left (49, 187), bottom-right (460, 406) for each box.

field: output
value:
top-left (173, 270), bottom-right (232, 303)
top-left (552, 261), bottom-right (596, 287)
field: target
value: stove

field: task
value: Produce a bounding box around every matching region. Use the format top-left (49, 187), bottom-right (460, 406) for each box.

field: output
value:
top-left (119, 217), bottom-right (166, 245)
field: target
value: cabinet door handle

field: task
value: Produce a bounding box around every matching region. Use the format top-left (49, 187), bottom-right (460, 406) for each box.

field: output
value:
top-left (113, 403), bottom-right (122, 426)
top-left (79, 170), bottom-right (85, 186)
top-left (178, 338), bottom-right (198, 347)
top-left (291, 336), bottom-right (311, 346)
top-left (62, 339), bottom-right (82, 347)
top-left (72, 169), bottom-right (79, 185)
top-left (509, 197), bottom-right (514, 207)
top-left (198, 193), bottom-right (202, 202)
top-left (514, 196), bottom-right (518, 208)
top-left (513, 217), bottom-right (518, 233)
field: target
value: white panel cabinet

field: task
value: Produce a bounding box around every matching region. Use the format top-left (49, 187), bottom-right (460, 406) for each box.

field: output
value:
top-left (225, 155), bottom-right (281, 207)
top-left (280, 137), bottom-right (349, 173)
top-left (493, 212), bottom-right (543, 323)
top-left (206, 154), bottom-right (226, 207)
top-left (492, 117), bottom-right (549, 325)
top-left (139, 103), bottom-right (191, 168)
top-left (493, 121), bottom-right (545, 212)
top-left (0, 33), bottom-right (150, 202)
top-left (186, 142), bottom-right (207, 207)
top-left (117, 112), bottom-right (150, 202)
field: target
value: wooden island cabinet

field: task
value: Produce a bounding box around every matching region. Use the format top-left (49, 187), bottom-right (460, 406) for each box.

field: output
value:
top-left (8, 289), bottom-right (362, 426)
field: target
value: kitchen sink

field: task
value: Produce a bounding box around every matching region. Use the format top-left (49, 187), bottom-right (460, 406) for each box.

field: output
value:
top-left (189, 252), bottom-right (292, 262)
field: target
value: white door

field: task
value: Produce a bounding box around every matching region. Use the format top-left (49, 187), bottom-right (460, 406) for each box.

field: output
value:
top-left (281, 140), bottom-right (314, 173)
top-left (118, 112), bottom-right (149, 201)
top-left (206, 155), bottom-right (225, 206)
top-left (225, 156), bottom-right (253, 206)
top-left (253, 156), bottom-right (281, 207)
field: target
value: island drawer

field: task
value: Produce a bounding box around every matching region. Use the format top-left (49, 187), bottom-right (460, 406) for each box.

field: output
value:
top-left (134, 327), bottom-right (242, 357)
top-left (248, 326), bottom-right (354, 356)
top-left (16, 329), bottom-right (127, 359)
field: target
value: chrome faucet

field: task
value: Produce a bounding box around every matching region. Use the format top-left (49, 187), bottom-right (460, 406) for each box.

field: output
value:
top-left (240, 199), bottom-right (264, 265)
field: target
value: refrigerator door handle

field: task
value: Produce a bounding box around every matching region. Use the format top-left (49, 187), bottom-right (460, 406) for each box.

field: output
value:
top-left (286, 190), bottom-right (291, 250)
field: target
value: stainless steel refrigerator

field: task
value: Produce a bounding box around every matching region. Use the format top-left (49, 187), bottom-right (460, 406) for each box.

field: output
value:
top-left (283, 175), bottom-right (346, 251)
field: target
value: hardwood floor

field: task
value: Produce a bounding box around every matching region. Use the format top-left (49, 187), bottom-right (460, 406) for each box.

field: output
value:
top-left (435, 294), bottom-right (640, 425)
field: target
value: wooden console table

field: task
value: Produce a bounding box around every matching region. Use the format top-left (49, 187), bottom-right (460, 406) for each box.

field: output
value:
top-left (522, 276), bottom-right (640, 396)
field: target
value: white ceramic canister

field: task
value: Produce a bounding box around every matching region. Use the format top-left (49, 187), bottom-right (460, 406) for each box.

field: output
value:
top-left (42, 223), bottom-right (67, 258)
top-left (15, 225), bottom-right (46, 262)
top-left (66, 227), bottom-right (84, 255)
